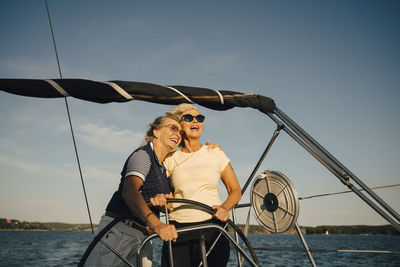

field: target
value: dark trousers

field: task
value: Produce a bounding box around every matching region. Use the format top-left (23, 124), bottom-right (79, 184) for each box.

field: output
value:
top-left (161, 219), bottom-right (230, 267)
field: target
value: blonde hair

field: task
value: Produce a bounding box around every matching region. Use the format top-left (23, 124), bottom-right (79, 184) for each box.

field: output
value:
top-left (166, 103), bottom-right (199, 120)
top-left (144, 113), bottom-right (179, 143)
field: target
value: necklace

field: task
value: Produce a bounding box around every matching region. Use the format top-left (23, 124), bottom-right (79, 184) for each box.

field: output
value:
top-left (169, 145), bottom-right (203, 175)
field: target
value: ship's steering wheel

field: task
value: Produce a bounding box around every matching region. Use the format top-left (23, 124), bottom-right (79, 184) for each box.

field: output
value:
top-left (79, 198), bottom-right (259, 267)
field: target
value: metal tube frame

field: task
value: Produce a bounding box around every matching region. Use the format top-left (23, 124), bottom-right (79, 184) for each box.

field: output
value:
top-left (137, 224), bottom-right (259, 267)
top-left (270, 108), bottom-right (400, 231)
top-left (241, 124), bottom-right (284, 194)
top-left (167, 199), bottom-right (260, 266)
top-left (200, 232), bottom-right (208, 267)
top-left (238, 109), bottom-right (400, 232)
top-left (295, 222), bottom-right (316, 267)
top-left (233, 106), bottom-right (400, 266)
top-left (231, 208), bottom-right (242, 267)
top-left (164, 203), bottom-right (174, 267)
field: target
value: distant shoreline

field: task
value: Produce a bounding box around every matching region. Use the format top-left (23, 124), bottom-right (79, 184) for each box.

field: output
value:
top-left (0, 228), bottom-right (97, 232)
top-left (1, 218), bottom-right (398, 235)
top-left (0, 217), bottom-right (96, 232)
top-left (230, 224), bottom-right (399, 235)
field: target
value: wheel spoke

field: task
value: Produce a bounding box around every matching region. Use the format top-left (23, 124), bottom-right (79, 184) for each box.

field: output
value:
top-left (252, 189), bottom-right (265, 199)
top-left (278, 206), bottom-right (295, 217)
top-left (276, 184), bottom-right (288, 197)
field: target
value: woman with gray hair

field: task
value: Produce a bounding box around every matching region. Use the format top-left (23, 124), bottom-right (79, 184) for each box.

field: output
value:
top-left (160, 103), bottom-right (241, 267)
top-left (85, 114), bottom-right (181, 267)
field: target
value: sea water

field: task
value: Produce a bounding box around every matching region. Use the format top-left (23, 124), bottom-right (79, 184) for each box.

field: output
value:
top-left (0, 231), bottom-right (399, 266)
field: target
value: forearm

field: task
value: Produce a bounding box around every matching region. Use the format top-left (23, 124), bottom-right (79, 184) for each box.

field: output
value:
top-left (123, 191), bottom-right (164, 230)
top-left (122, 176), bottom-right (178, 241)
top-left (220, 164), bottom-right (242, 212)
top-left (122, 176), bottom-right (161, 228)
top-left (221, 189), bottom-right (241, 211)
top-left (122, 188), bottom-right (152, 222)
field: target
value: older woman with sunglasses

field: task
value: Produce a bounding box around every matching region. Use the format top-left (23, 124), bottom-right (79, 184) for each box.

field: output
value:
top-left (85, 114), bottom-right (181, 267)
top-left (160, 103), bottom-right (241, 267)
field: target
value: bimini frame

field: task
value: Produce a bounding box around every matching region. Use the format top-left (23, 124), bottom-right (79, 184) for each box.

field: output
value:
top-left (268, 107), bottom-right (400, 231)
top-left (3, 78), bottom-right (399, 266)
top-left (2, 77), bottom-right (398, 233)
top-left (224, 105), bottom-right (400, 266)
top-left (231, 105), bottom-right (400, 232)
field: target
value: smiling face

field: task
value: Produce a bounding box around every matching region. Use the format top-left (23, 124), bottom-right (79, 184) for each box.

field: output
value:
top-left (153, 117), bottom-right (182, 151)
top-left (180, 108), bottom-right (204, 139)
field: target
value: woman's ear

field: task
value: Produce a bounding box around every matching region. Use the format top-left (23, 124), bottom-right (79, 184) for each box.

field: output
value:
top-left (153, 128), bottom-right (159, 138)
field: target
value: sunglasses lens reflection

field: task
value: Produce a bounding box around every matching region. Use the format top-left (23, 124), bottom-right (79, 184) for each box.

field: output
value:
top-left (182, 114), bottom-right (205, 122)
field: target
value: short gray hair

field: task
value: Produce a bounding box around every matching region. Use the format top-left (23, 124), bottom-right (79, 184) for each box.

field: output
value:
top-left (166, 103), bottom-right (199, 120)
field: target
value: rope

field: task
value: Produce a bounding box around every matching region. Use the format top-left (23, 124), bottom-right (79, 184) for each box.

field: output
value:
top-left (213, 89), bottom-right (224, 105)
top-left (44, 0), bottom-right (94, 233)
top-left (44, 79), bottom-right (69, 96)
top-left (164, 86), bottom-right (194, 103)
top-left (102, 81), bottom-right (134, 100)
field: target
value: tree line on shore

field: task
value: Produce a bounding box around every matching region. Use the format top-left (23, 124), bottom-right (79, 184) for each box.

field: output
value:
top-left (302, 225), bottom-right (398, 235)
top-left (232, 224), bottom-right (399, 235)
top-left (0, 218), bottom-right (94, 231)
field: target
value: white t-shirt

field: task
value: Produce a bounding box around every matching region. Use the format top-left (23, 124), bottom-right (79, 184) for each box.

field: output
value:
top-left (164, 145), bottom-right (230, 223)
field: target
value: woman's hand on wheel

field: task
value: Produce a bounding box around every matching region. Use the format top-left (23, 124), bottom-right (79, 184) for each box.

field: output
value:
top-left (152, 221), bottom-right (178, 242)
top-left (150, 192), bottom-right (173, 207)
top-left (212, 205), bottom-right (229, 221)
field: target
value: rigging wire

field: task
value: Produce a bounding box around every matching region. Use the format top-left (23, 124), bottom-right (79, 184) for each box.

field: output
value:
top-left (299, 184), bottom-right (400, 200)
top-left (44, 0), bottom-right (94, 233)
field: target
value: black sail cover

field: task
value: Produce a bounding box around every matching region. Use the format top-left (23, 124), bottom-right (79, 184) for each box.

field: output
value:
top-left (0, 79), bottom-right (276, 114)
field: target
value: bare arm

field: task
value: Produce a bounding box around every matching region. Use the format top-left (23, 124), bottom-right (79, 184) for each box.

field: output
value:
top-left (122, 175), bottom-right (177, 241)
top-left (212, 163), bottom-right (242, 221)
top-left (122, 175), bottom-right (152, 223)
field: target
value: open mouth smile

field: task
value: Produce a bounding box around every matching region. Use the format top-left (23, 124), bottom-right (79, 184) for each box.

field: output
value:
top-left (170, 137), bottom-right (179, 144)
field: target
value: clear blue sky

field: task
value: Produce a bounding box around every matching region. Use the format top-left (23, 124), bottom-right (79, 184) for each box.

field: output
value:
top-left (0, 0), bottom-right (399, 227)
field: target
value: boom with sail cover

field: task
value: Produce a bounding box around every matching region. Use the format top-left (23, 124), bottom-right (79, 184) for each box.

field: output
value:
top-left (0, 78), bottom-right (276, 114)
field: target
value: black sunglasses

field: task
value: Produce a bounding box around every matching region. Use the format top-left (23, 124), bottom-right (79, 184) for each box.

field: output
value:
top-left (180, 114), bottom-right (205, 123)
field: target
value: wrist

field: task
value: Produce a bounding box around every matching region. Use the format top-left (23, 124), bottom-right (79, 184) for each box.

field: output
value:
top-left (220, 205), bottom-right (230, 212)
top-left (146, 213), bottom-right (161, 229)
top-left (144, 211), bottom-right (153, 225)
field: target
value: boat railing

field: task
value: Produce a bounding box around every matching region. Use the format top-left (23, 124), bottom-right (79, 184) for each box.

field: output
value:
top-left (137, 223), bottom-right (259, 267)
